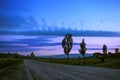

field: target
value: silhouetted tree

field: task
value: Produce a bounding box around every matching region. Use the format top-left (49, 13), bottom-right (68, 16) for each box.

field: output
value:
top-left (115, 48), bottom-right (119, 54)
top-left (108, 52), bottom-right (112, 55)
top-left (62, 34), bottom-right (73, 59)
top-left (93, 52), bottom-right (102, 58)
top-left (30, 52), bottom-right (35, 58)
top-left (79, 39), bottom-right (86, 64)
top-left (102, 44), bottom-right (107, 54)
top-left (14, 52), bottom-right (19, 58)
top-left (27, 54), bottom-right (29, 57)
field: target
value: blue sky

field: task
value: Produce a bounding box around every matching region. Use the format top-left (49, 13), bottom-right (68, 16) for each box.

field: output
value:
top-left (0, 0), bottom-right (120, 56)
top-left (0, 0), bottom-right (120, 34)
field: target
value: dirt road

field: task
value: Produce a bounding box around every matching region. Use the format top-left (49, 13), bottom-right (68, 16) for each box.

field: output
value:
top-left (22, 59), bottom-right (120, 80)
top-left (1, 59), bottom-right (120, 80)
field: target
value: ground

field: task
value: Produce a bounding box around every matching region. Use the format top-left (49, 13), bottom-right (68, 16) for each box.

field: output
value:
top-left (0, 59), bottom-right (120, 80)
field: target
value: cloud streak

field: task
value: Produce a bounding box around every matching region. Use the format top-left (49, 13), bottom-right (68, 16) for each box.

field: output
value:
top-left (0, 13), bottom-right (39, 31)
top-left (0, 30), bottom-right (120, 37)
top-left (0, 36), bottom-right (119, 52)
top-left (0, 13), bottom-right (120, 37)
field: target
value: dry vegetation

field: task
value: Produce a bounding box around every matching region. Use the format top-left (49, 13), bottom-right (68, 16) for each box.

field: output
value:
top-left (38, 57), bottom-right (120, 69)
top-left (0, 58), bottom-right (23, 79)
top-left (0, 58), bottom-right (22, 69)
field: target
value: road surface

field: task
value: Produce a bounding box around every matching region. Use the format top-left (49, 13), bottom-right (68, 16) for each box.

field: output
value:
top-left (2, 59), bottom-right (120, 80)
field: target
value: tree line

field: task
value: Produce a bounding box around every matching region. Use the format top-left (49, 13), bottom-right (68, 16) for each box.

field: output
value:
top-left (62, 34), bottom-right (120, 63)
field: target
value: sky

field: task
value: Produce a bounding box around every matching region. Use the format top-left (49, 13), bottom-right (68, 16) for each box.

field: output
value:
top-left (0, 0), bottom-right (120, 56)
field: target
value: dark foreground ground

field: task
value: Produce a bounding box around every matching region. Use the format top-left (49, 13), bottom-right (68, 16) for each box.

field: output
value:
top-left (1, 59), bottom-right (120, 80)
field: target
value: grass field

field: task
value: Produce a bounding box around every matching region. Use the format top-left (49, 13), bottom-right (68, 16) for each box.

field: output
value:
top-left (0, 58), bottom-right (23, 69)
top-left (38, 58), bottom-right (120, 69)
top-left (0, 58), bottom-right (23, 79)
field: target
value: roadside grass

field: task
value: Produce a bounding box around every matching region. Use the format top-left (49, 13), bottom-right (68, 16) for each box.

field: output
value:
top-left (93, 58), bottom-right (120, 69)
top-left (0, 58), bottom-right (23, 79)
top-left (39, 58), bottom-right (81, 65)
top-left (38, 58), bottom-right (120, 69)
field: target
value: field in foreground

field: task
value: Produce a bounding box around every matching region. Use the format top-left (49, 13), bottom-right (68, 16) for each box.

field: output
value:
top-left (0, 58), bottom-right (23, 80)
top-left (0, 58), bottom-right (120, 80)
top-left (1, 59), bottom-right (120, 80)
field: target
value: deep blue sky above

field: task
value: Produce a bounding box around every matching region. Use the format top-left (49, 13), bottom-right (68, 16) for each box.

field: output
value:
top-left (0, 0), bottom-right (120, 36)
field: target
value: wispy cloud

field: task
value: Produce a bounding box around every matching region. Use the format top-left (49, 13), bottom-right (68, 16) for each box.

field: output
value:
top-left (0, 13), bottom-right (120, 37)
top-left (0, 30), bottom-right (120, 37)
top-left (0, 13), bottom-right (39, 31)
top-left (0, 36), bottom-right (61, 52)
top-left (0, 48), bottom-right (40, 52)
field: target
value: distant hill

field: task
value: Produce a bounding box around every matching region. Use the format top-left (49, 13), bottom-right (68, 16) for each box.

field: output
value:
top-left (39, 53), bottom-right (92, 58)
